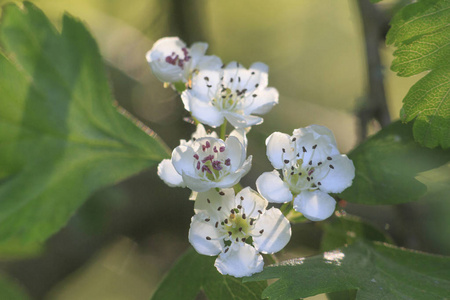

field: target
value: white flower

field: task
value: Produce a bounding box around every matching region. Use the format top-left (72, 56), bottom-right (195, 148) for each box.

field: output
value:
top-left (256, 125), bottom-right (355, 221)
top-left (158, 124), bottom-right (217, 188)
top-left (165, 131), bottom-right (251, 192)
top-left (158, 124), bottom-right (249, 189)
top-left (189, 187), bottom-right (291, 277)
top-left (181, 61), bottom-right (279, 129)
top-left (146, 37), bottom-right (222, 86)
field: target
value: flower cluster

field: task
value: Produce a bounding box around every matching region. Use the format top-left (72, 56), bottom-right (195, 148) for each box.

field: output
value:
top-left (147, 37), bottom-right (355, 278)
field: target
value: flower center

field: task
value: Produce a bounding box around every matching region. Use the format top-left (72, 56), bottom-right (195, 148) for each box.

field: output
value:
top-left (280, 142), bottom-right (335, 195)
top-left (165, 47), bottom-right (191, 69)
top-left (193, 141), bottom-right (231, 181)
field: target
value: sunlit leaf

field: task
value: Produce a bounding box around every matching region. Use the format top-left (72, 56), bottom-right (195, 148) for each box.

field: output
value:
top-left (246, 241), bottom-right (450, 300)
top-left (341, 121), bottom-right (450, 204)
top-left (151, 248), bottom-right (267, 300)
top-left (0, 2), bottom-right (169, 247)
top-left (387, 0), bottom-right (450, 148)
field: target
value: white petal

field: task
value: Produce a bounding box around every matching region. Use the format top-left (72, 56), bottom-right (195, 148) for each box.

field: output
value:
top-left (293, 125), bottom-right (339, 166)
top-left (225, 112), bottom-right (263, 129)
top-left (224, 136), bottom-right (245, 172)
top-left (317, 155), bottom-right (355, 193)
top-left (216, 155), bottom-right (252, 188)
top-left (194, 188), bottom-right (235, 220)
top-left (229, 128), bottom-right (248, 150)
top-left (172, 145), bottom-right (196, 176)
top-left (293, 190), bottom-right (336, 221)
top-left (188, 42), bottom-right (208, 67)
top-left (214, 243), bottom-right (264, 278)
top-left (244, 87), bottom-right (279, 115)
top-left (235, 187), bottom-right (268, 219)
top-left (189, 213), bottom-right (223, 256)
top-left (256, 171), bottom-right (292, 203)
top-left (196, 55), bottom-right (223, 71)
top-left (188, 95), bottom-right (224, 127)
top-left (157, 159), bottom-right (185, 187)
top-left (265, 132), bottom-right (293, 169)
top-left (182, 173), bottom-right (215, 192)
top-left (190, 69), bottom-right (222, 99)
top-left (252, 208), bottom-right (291, 254)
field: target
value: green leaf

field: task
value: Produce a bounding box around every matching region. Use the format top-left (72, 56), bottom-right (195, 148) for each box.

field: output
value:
top-left (0, 2), bottom-right (169, 247)
top-left (401, 67), bottom-right (450, 148)
top-left (0, 274), bottom-right (30, 300)
top-left (320, 214), bottom-right (392, 252)
top-left (340, 121), bottom-right (450, 204)
top-left (387, 0), bottom-right (450, 148)
top-left (246, 241), bottom-right (450, 300)
top-left (151, 248), bottom-right (267, 300)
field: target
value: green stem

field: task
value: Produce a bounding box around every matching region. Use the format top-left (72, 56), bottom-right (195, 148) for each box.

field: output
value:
top-left (220, 119), bottom-right (228, 140)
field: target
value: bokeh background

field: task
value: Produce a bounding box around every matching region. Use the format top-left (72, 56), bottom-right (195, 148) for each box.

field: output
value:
top-left (1, 0), bottom-right (449, 299)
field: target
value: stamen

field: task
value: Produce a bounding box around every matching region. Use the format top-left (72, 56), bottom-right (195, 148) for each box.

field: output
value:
top-left (255, 83), bottom-right (259, 88)
top-left (284, 159), bottom-right (289, 164)
top-left (239, 227), bottom-right (242, 232)
top-left (282, 148), bottom-right (285, 153)
top-left (329, 164), bottom-right (334, 169)
top-left (308, 160), bottom-right (312, 165)
top-left (302, 146), bottom-right (307, 153)
top-left (259, 229), bottom-right (264, 234)
top-left (292, 137), bottom-right (297, 142)
top-left (242, 214), bottom-right (246, 219)
top-left (240, 196), bottom-right (244, 200)
top-left (237, 205), bottom-right (242, 209)
top-left (312, 144), bottom-right (317, 149)
top-left (318, 182), bottom-right (322, 185)
top-left (206, 236), bottom-right (211, 240)
top-left (225, 158), bottom-right (231, 166)
top-left (215, 221), bottom-right (219, 228)
top-left (217, 206), bottom-right (222, 211)
top-left (224, 219), bottom-right (228, 224)
top-left (204, 76), bottom-right (209, 81)
top-left (207, 198), bottom-right (211, 203)
top-left (219, 191), bottom-right (225, 196)
top-left (258, 210), bottom-right (263, 214)
top-left (219, 146), bottom-right (226, 152)
top-left (241, 238), bottom-right (246, 242)
top-left (224, 248), bottom-right (229, 253)
top-left (205, 218), bottom-right (210, 222)
top-left (193, 154), bottom-right (199, 160)
top-left (327, 157), bottom-right (332, 160)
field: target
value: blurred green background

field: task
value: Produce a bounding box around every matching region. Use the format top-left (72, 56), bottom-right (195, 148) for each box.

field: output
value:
top-left (0, 0), bottom-right (448, 299)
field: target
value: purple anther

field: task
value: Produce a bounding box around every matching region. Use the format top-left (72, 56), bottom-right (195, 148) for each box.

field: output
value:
top-left (308, 169), bottom-right (314, 176)
top-left (193, 154), bottom-right (199, 160)
top-left (202, 145), bottom-right (206, 151)
top-left (165, 56), bottom-right (176, 65)
top-left (213, 146), bottom-right (218, 153)
top-left (212, 161), bottom-right (223, 171)
top-left (219, 146), bottom-right (226, 152)
top-left (205, 141), bottom-right (211, 148)
top-left (178, 59), bottom-right (184, 68)
top-left (197, 161), bottom-right (201, 170)
top-left (202, 155), bottom-right (214, 163)
top-left (225, 158), bottom-right (231, 166)
top-left (202, 165), bottom-right (212, 174)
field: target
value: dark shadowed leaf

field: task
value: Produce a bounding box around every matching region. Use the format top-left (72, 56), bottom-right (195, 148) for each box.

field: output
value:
top-left (151, 248), bottom-right (267, 300)
top-left (320, 214), bottom-right (392, 252)
top-left (0, 2), bottom-right (169, 247)
top-left (0, 274), bottom-right (30, 300)
top-left (340, 121), bottom-right (450, 204)
top-left (246, 241), bottom-right (450, 300)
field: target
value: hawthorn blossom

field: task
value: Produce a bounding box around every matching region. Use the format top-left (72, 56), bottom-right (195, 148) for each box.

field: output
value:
top-left (181, 61), bottom-right (279, 129)
top-left (189, 187), bottom-right (291, 277)
top-left (167, 132), bottom-right (251, 192)
top-left (158, 124), bottom-right (248, 189)
top-left (146, 37), bottom-right (222, 86)
top-left (256, 125), bottom-right (355, 221)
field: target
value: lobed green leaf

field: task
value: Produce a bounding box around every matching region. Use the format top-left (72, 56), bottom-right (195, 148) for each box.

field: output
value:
top-left (0, 2), bottom-right (169, 248)
top-left (340, 121), bottom-right (450, 204)
top-left (387, 0), bottom-right (450, 148)
top-left (246, 241), bottom-right (450, 300)
top-left (151, 248), bottom-right (267, 300)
